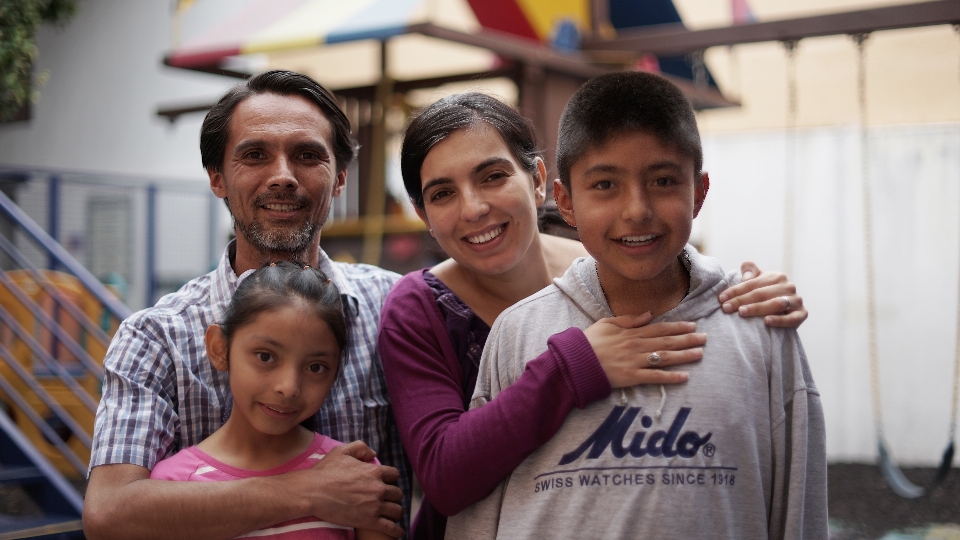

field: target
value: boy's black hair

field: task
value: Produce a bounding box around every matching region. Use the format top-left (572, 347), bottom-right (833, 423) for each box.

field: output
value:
top-left (219, 261), bottom-right (347, 356)
top-left (401, 92), bottom-right (541, 209)
top-left (556, 71), bottom-right (702, 190)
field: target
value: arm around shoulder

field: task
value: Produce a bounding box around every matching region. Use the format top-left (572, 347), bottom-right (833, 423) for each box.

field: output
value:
top-left (379, 275), bottom-right (610, 515)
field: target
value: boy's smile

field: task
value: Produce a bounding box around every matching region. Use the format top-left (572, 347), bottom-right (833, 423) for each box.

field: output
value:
top-left (555, 129), bottom-right (708, 315)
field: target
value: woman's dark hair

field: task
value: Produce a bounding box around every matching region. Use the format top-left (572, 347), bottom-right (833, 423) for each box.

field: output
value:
top-left (219, 261), bottom-right (347, 355)
top-left (400, 93), bottom-right (541, 209)
top-left (200, 70), bottom-right (359, 175)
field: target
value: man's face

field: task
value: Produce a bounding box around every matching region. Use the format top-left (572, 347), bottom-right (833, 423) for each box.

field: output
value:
top-left (555, 130), bottom-right (707, 287)
top-left (208, 93), bottom-right (346, 261)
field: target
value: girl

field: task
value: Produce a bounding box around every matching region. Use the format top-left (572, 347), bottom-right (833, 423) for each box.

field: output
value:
top-left (378, 92), bottom-right (808, 538)
top-left (152, 261), bottom-right (388, 540)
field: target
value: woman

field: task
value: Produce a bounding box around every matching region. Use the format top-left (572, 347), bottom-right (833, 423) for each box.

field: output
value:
top-left (378, 93), bottom-right (806, 539)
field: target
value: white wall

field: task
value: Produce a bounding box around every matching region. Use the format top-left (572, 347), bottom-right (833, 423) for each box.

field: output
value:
top-left (700, 124), bottom-right (960, 465)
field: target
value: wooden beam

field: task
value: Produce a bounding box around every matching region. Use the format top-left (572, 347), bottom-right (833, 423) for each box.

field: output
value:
top-left (584, 0), bottom-right (960, 56)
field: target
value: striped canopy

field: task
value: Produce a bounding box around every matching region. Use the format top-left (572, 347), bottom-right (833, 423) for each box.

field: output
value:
top-left (167, 0), bottom-right (595, 70)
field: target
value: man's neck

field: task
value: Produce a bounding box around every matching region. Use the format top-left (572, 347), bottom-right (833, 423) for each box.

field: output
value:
top-left (598, 255), bottom-right (690, 319)
top-left (229, 234), bottom-right (322, 276)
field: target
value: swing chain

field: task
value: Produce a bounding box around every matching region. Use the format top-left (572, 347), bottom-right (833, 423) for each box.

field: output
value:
top-left (851, 32), bottom-right (885, 441)
top-left (952, 24), bottom-right (960, 443)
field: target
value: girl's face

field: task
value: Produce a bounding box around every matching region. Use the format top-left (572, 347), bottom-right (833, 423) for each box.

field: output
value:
top-left (417, 123), bottom-right (547, 277)
top-left (207, 301), bottom-right (340, 438)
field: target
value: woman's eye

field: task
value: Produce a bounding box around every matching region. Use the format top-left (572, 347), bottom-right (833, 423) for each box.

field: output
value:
top-left (430, 189), bottom-right (452, 202)
top-left (255, 352), bottom-right (273, 363)
top-left (485, 172), bottom-right (507, 183)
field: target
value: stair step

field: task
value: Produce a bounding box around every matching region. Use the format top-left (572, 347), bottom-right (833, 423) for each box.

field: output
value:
top-left (0, 467), bottom-right (44, 484)
top-left (0, 514), bottom-right (83, 539)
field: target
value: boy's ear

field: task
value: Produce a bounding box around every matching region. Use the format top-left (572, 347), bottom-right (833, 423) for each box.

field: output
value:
top-left (693, 172), bottom-right (710, 218)
top-left (205, 325), bottom-right (229, 372)
top-left (553, 179), bottom-right (577, 228)
top-left (532, 158), bottom-right (547, 207)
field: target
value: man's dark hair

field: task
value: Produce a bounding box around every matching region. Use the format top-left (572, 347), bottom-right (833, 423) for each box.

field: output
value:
top-left (556, 71), bottom-right (702, 190)
top-left (401, 92), bottom-right (540, 209)
top-left (200, 70), bottom-right (358, 175)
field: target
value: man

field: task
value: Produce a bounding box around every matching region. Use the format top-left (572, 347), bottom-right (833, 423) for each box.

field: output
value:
top-left (83, 70), bottom-right (408, 539)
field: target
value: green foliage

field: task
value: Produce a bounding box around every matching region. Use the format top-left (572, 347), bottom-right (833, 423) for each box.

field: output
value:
top-left (0, 0), bottom-right (77, 121)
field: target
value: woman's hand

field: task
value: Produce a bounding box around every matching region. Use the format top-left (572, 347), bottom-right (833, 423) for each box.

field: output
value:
top-left (718, 261), bottom-right (807, 328)
top-left (583, 312), bottom-right (706, 388)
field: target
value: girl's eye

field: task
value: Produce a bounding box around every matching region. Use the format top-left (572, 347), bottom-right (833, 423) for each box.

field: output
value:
top-left (255, 352), bottom-right (273, 363)
top-left (307, 363), bottom-right (327, 374)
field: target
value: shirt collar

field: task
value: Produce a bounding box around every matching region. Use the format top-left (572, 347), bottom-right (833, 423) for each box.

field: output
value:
top-left (210, 241), bottom-right (361, 319)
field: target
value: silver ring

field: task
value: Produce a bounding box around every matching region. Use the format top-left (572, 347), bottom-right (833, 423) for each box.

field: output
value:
top-left (780, 296), bottom-right (791, 313)
top-left (647, 351), bottom-right (662, 366)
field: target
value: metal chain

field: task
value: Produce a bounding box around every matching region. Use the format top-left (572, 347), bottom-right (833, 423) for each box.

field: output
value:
top-left (853, 33), bottom-right (884, 441)
top-left (783, 40), bottom-right (799, 276)
top-left (951, 24), bottom-right (960, 443)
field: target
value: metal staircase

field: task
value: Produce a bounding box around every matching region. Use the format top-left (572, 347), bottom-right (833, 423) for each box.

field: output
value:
top-left (0, 189), bottom-right (131, 539)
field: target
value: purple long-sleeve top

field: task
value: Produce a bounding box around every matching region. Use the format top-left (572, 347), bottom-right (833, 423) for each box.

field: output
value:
top-left (378, 270), bottom-right (611, 535)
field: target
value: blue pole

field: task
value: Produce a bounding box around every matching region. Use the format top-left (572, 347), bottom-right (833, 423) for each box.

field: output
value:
top-left (47, 176), bottom-right (60, 271)
top-left (146, 185), bottom-right (157, 306)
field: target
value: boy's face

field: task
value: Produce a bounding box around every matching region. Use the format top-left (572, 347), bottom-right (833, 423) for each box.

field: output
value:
top-left (555, 129), bottom-right (708, 285)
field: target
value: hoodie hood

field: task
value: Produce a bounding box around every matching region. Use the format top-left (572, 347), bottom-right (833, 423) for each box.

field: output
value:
top-left (553, 244), bottom-right (737, 324)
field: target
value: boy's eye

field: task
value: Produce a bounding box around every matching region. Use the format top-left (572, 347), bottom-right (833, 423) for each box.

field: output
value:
top-left (255, 352), bottom-right (273, 363)
top-left (594, 180), bottom-right (613, 190)
top-left (655, 177), bottom-right (674, 187)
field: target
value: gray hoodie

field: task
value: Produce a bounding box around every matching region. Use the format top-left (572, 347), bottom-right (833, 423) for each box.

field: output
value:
top-left (446, 246), bottom-right (827, 540)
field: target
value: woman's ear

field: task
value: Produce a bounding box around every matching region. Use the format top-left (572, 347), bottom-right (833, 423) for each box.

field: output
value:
top-left (413, 203), bottom-right (434, 237)
top-left (205, 325), bottom-right (229, 372)
top-left (533, 158), bottom-right (547, 207)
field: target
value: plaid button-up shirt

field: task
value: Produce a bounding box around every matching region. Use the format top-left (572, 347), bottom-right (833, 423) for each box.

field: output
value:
top-left (90, 242), bottom-right (410, 529)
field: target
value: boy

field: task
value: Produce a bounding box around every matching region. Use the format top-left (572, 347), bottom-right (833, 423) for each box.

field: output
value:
top-left (446, 72), bottom-right (827, 539)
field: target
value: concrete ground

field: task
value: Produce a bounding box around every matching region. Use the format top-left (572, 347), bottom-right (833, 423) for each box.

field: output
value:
top-left (828, 464), bottom-right (960, 540)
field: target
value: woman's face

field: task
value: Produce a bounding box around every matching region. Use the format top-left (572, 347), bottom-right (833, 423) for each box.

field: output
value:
top-left (417, 123), bottom-right (546, 277)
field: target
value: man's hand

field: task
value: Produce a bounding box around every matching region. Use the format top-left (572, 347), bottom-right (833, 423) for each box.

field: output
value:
top-left (296, 441), bottom-right (404, 538)
top-left (83, 442), bottom-right (404, 540)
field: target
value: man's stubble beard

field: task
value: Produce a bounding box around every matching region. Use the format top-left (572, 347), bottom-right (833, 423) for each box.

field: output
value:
top-left (228, 195), bottom-right (327, 262)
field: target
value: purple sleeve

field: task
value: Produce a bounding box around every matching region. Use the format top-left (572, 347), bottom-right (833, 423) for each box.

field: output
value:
top-left (378, 273), bottom-right (610, 516)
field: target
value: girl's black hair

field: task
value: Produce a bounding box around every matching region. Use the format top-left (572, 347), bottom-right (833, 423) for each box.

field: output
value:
top-left (219, 261), bottom-right (347, 355)
top-left (400, 92), bottom-right (541, 209)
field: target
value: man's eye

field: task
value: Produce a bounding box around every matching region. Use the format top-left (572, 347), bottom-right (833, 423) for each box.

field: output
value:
top-left (256, 352), bottom-right (273, 363)
top-left (299, 152), bottom-right (319, 160)
top-left (244, 151), bottom-right (265, 160)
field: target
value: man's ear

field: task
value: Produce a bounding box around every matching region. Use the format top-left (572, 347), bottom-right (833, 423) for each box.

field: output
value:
top-left (332, 168), bottom-right (347, 198)
top-left (532, 158), bottom-right (547, 207)
top-left (553, 179), bottom-right (577, 228)
top-left (205, 325), bottom-right (229, 372)
top-left (693, 172), bottom-right (710, 218)
top-left (208, 168), bottom-right (227, 200)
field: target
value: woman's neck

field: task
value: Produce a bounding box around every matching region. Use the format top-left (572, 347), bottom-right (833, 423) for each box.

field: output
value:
top-left (197, 412), bottom-right (314, 471)
top-left (432, 233), bottom-right (585, 326)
